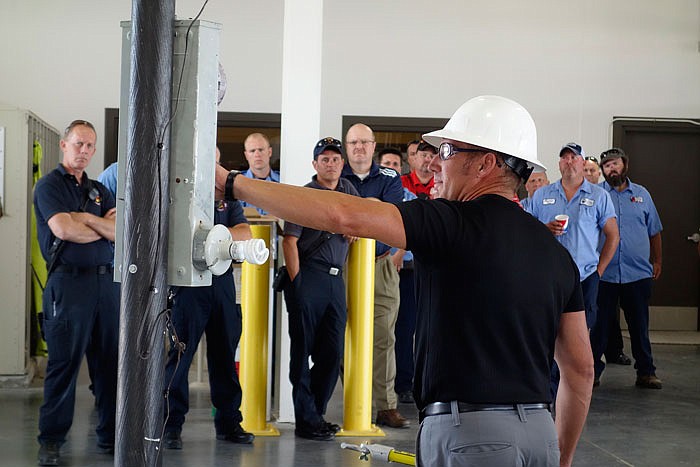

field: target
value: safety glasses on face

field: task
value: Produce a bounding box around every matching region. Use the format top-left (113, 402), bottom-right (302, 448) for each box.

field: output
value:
top-left (438, 142), bottom-right (485, 161)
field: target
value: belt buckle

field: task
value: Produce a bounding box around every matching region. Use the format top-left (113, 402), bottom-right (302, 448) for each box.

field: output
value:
top-left (329, 267), bottom-right (340, 276)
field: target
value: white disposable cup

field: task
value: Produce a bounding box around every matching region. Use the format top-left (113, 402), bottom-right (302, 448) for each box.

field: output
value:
top-left (555, 214), bottom-right (570, 230)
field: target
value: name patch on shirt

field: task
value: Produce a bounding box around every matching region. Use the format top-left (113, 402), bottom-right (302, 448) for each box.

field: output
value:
top-left (631, 196), bottom-right (644, 203)
top-left (542, 198), bottom-right (556, 205)
top-left (580, 198), bottom-right (595, 207)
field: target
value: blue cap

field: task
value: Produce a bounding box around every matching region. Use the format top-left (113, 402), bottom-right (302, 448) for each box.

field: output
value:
top-left (314, 137), bottom-right (342, 159)
top-left (559, 142), bottom-right (585, 158)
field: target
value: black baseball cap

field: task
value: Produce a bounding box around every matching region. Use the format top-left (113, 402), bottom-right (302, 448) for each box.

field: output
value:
top-left (600, 147), bottom-right (628, 165)
top-left (417, 139), bottom-right (437, 153)
top-left (313, 137), bottom-right (342, 159)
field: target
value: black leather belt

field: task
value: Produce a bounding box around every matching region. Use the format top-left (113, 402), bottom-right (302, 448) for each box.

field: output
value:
top-left (420, 401), bottom-right (550, 422)
top-left (302, 261), bottom-right (342, 276)
top-left (53, 264), bottom-right (113, 275)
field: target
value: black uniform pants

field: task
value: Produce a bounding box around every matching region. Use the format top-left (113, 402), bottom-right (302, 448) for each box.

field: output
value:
top-left (164, 273), bottom-right (243, 435)
top-left (38, 268), bottom-right (120, 446)
top-left (284, 265), bottom-right (346, 429)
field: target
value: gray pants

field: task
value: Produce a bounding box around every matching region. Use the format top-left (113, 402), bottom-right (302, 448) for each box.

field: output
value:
top-left (417, 406), bottom-right (559, 467)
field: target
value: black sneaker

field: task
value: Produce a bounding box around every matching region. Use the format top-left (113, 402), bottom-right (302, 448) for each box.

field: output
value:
top-left (611, 353), bottom-right (632, 365)
top-left (97, 441), bottom-right (114, 454)
top-left (216, 424), bottom-right (254, 444)
top-left (321, 419), bottom-right (340, 434)
top-left (398, 391), bottom-right (414, 404)
top-left (38, 441), bottom-right (61, 466)
top-left (163, 431), bottom-right (182, 449)
top-left (295, 424), bottom-right (334, 441)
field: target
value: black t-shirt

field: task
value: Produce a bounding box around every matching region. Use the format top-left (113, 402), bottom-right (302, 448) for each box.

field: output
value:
top-left (397, 194), bottom-right (583, 408)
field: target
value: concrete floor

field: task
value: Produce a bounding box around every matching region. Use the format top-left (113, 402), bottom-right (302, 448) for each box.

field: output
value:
top-left (2, 342), bottom-right (699, 467)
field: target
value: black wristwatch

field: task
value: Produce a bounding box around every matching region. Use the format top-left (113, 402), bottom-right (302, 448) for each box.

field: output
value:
top-left (225, 170), bottom-right (241, 201)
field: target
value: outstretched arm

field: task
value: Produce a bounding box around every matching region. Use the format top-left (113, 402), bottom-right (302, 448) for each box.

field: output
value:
top-left (215, 165), bottom-right (407, 249)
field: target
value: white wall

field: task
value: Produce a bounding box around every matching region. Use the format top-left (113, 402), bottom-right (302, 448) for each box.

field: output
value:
top-left (321, 0), bottom-right (700, 176)
top-left (1, 1), bottom-right (697, 177)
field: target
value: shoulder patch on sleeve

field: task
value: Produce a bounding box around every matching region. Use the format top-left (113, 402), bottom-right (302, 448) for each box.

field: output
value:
top-left (379, 167), bottom-right (399, 178)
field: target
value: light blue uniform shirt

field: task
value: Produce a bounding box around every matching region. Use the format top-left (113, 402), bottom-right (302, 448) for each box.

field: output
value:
top-left (241, 169), bottom-right (280, 215)
top-left (599, 179), bottom-right (662, 284)
top-left (528, 179), bottom-right (616, 281)
top-left (98, 162), bottom-right (119, 197)
top-left (520, 196), bottom-right (532, 212)
top-left (390, 187), bottom-right (416, 262)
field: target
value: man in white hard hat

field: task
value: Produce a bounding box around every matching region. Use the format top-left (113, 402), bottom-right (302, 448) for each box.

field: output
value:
top-left (215, 96), bottom-right (593, 467)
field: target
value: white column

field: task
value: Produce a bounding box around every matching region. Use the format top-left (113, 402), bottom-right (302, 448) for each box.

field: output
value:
top-left (277, 0), bottom-right (325, 423)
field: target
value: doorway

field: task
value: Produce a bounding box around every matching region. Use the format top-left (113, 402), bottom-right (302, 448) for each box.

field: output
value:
top-left (613, 118), bottom-right (700, 330)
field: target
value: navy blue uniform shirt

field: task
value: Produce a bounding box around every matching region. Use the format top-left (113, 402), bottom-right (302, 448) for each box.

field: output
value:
top-left (34, 164), bottom-right (116, 267)
top-left (341, 162), bottom-right (403, 256)
top-left (284, 177), bottom-right (359, 267)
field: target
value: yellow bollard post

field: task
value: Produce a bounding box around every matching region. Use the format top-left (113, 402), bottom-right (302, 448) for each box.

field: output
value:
top-left (337, 238), bottom-right (385, 436)
top-left (239, 224), bottom-right (280, 436)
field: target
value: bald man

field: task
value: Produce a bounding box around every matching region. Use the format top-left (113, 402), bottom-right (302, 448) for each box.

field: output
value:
top-left (341, 124), bottom-right (408, 428)
top-left (241, 133), bottom-right (280, 215)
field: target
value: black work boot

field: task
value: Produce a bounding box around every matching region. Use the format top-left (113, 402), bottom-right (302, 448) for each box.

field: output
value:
top-left (38, 441), bottom-right (61, 466)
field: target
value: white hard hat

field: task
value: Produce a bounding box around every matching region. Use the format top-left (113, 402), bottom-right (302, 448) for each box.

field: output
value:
top-left (423, 95), bottom-right (546, 178)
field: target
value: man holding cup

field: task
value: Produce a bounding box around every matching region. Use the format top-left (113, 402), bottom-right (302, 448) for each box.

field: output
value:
top-left (528, 143), bottom-right (619, 329)
top-left (527, 143), bottom-right (618, 395)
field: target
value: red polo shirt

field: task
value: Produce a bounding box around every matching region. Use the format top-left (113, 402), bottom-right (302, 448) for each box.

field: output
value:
top-left (402, 171), bottom-right (434, 199)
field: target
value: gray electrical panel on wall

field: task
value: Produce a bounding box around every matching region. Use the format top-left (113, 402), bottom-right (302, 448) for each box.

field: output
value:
top-left (114, 20), bottom-right (221, 287)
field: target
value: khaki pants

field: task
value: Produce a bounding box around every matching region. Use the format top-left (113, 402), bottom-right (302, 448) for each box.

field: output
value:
top-left (372, 254), bottom-right (400, 411)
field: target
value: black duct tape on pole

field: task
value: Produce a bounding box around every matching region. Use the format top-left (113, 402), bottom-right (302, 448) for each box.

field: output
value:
top-left (117, 1), bottom-right (175, 466)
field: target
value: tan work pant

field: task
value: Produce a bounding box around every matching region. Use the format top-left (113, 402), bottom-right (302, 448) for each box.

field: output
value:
top-left (372, 254), bottom-right (400, 411)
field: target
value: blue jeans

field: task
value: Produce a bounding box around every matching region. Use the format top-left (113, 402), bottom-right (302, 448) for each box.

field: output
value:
top-left (592, 279), bottom-right (655, 377)
top-left (164, 273), bottom-right (243, 435)
top-left (38, 270), bottom-right (120, 446)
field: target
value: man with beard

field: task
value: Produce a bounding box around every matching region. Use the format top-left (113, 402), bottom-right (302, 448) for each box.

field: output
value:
top-left (591, 148), bottom-right (663, 389)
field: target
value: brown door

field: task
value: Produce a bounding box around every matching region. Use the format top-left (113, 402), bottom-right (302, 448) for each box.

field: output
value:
top-left (613, 119), bottom-right (700, 330)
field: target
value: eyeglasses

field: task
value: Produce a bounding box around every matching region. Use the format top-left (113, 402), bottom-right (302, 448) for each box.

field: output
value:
top-left (346, 139), bottom-right (375, 147)
top-left (438, 142), bottom-right (486, 161)
top-left (585, 156), bottom-right (599, 164)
